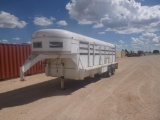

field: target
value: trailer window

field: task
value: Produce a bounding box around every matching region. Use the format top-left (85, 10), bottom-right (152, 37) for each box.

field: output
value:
top-left (50, 42), bottom-right (63, 48)
top-left (33, 42), bottom-right (42, 48)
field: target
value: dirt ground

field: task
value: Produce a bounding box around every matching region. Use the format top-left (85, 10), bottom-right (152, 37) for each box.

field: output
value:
top-left (0, 55), bottom-right (160, 120)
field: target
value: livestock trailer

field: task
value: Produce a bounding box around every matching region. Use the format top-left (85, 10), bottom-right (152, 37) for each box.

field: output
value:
top-left (20, 29), bottom-right (118, 89)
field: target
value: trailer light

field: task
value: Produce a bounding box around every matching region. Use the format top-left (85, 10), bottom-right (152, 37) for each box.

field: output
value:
top-left (50, 42), bottom-right (63, 48)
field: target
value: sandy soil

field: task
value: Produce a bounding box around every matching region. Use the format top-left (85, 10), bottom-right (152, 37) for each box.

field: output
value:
top-left (0, 55), bottom-right (160, 120)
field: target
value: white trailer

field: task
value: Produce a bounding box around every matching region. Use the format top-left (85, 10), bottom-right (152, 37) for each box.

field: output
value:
top-left (20, 29), bottom-right (118, 89)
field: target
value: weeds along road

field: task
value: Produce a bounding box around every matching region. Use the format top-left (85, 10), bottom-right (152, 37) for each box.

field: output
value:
top-left (0, 55), bottom-right (160, 120)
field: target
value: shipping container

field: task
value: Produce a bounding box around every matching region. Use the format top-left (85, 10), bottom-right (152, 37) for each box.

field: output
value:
top-left (0, 43), bottom-right (44, 80)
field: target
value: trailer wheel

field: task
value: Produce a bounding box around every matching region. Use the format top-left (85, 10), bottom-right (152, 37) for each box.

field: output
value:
top-left (106, 66), bottom-right (112, 77)
top-left (111, 67), bottom-right (115, 75)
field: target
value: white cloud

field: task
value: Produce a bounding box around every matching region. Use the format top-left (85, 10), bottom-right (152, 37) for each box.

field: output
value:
top-left (116, 40), bottom-right (128, 50)
top-left (93, 23), bottom-right (103, 28)
top-left (27, 41), bottom-right (31, 44)
top-left (0, 11), bottom-right (27, 28)
top-left (140, 32), bottom-right (157, 41)
top-left (33, 16), bottom-right (55, 26)
top-left (155, 44), bottom-right (160, 46)
top-left (0, 39), bottom-right (9, 44)
top-left (12, 37), bottom-right (20, 40)
top-left (66, 0), bottom-right (160, 34)
top-left (131, 37), bottom-right (145, 45)
top-left (98, 32), bottom-right (105, 34)
top-left (119, 40), bottom-right (124, 44)
top-left (131, 32), bottom-right (160, 51)
top-left (153, 36), bottom-right (160, 43)
top-left (131, 37), bottom-right (139, 43)
top-left (56, 20), bottom-right (68, 26)
top-left (116, 43), bottom-right (128, 50)
top-left (132, 44), bottom-right (140, 50)
top-left (133, 32), bottom-right (160, 43)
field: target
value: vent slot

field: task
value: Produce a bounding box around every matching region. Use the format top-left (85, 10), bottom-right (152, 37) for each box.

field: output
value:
top-left (50, 42), bottom-right (63, 48)
top-left (33, 42), bottom-right (42, 48)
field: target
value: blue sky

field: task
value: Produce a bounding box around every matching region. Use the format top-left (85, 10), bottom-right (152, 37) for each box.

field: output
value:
top-left (0, 0), bottom-right (160, 52)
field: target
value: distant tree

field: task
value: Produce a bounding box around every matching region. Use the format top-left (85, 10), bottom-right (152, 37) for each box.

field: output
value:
top-left (153, 50), bottom-right (159, 53)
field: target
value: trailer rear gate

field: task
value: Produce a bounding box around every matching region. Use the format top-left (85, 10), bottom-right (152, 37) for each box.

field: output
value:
top-left (0, 44), bottom-right (44, 80)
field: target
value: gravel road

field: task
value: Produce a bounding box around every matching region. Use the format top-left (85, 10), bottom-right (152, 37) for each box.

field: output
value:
top-left (0, 55), bottom-right (160, 120)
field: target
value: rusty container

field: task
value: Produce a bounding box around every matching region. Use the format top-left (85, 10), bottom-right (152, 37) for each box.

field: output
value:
top-left (0, 43), bottom-right (44, 80)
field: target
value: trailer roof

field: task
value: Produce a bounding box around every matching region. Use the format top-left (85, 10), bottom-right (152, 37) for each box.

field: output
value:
top-left (32, 29), bottom-right (115, 47)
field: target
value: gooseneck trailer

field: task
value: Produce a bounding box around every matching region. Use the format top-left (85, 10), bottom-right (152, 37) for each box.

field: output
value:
top-left (20, 29), bottom-right (118, 89)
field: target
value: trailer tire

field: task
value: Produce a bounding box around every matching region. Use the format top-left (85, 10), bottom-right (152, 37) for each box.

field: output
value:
top-left (106, 66), bottom-right (112, 77)
top-left (111, 67), bottom-right (115, 75)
